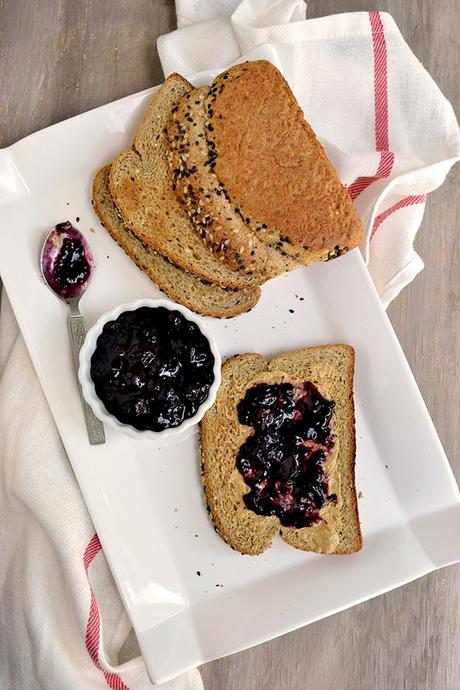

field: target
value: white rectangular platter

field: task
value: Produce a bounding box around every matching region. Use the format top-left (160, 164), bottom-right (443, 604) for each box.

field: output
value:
top-left (1, 83), bottom-right (459, 685)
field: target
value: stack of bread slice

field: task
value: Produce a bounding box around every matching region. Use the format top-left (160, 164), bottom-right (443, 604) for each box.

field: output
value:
top-left (92, 61), bottom-right (363, 318)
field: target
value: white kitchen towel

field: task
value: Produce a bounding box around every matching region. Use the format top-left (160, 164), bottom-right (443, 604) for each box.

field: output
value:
top-left (0, 287), bottom-right (202, 689)
top-left (159, 0), bottom-right (460, 308)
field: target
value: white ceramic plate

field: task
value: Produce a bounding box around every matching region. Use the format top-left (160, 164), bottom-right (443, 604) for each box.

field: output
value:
top-left (1, 77), bottom-right (459, 685)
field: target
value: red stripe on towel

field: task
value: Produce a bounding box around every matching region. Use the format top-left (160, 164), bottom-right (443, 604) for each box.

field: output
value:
top-left (83, 532), bottom-right (101, 569)
top-left (370, 195), bottom-right (426, 239)
top-left (84, 533), bottom-right (130, 690)
top-left (347, 151), bottom-right (394, 200)
top-left (370, 10), bottom-right (390, 152)
top-left (347, 12), bottom-right (394, 200)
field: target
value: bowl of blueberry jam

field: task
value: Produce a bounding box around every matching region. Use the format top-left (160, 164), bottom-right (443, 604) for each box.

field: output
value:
top-left (78, 299), bottom-right (221, 441)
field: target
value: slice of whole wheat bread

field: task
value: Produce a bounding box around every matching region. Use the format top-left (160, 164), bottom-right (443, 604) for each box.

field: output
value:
top-left (165, 88), bottom-right (299, 279)
top-left (200, 345), bottom-right (362, 555)
top-left (108, 74), bottom-right (259, 290)
top-left (92, 165), bottom-right (261, 318)
top-left (205, 61), bottom-right (364, 265)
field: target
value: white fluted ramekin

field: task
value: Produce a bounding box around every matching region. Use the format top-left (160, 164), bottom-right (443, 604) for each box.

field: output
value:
top-left (78, 298), bottom-right (221, 441)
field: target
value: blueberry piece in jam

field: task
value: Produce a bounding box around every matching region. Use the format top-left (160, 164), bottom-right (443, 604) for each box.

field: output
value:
top-left (236, 382), bottom-right (335, 528)
top-left (132, 398), bottom-right (151, 417)
top-left (189, 346), bottom-right (211, 368)
top-left (158, 357), bottom-right (182, 379)
top-left (90, 307), bottom-right (215, 432)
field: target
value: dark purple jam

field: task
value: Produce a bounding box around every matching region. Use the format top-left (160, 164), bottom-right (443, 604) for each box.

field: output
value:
top-left (54, 236), bottom-right (90, 288)
top-left (42, 221), bottom-right (93, 300)
top-left (90, 307), bottom-right (215, 432)
top-left (236, 382), bottom-right (336, 527)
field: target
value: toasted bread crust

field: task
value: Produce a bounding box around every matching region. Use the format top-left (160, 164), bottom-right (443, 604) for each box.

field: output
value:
top-left (134, 73), bottom-right (194, 159)
top-left (206, 61), bottom-right (364, 263)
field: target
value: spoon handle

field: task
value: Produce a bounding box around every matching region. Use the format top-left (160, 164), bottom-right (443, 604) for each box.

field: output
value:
top-left (68, 314), bottom-right (106, 445)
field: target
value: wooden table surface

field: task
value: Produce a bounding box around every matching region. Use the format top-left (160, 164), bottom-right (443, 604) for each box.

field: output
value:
top-left (1, 1), bottom-right (458, 688)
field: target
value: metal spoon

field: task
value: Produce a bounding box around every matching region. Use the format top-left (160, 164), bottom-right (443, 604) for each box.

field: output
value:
top-left (40, 221), bottom-right (105, 445)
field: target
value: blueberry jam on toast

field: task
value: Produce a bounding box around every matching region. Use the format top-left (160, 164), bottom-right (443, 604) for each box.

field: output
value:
top-left (236, 382), bottom-right (336, 527)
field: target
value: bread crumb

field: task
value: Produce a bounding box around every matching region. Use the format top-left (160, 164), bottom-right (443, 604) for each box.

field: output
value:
top-left (89, 227), bottom-right (96, 233)
top-left (358, 491), bottom-right (363, 499)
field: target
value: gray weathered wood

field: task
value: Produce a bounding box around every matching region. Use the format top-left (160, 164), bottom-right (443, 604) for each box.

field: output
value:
top-left (1, 1), bottom-right (458, 689)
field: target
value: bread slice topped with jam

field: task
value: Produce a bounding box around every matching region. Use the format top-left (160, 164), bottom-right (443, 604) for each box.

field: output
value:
top-left (200, 345), bottom-right (362, 555)
top-left (204, 60), bottom-right (364, 265)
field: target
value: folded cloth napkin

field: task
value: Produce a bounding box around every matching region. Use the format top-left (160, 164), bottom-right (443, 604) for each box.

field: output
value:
top-left (159, 0), bottom-right (460, 308)
top-left (0, 287), bottom-right (202, 689)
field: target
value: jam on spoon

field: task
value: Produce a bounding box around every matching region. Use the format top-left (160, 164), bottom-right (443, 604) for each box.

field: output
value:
top-left (41, 221), bottom-right (93, 300)
top-left (40, 221), bottom-right (105, 445)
